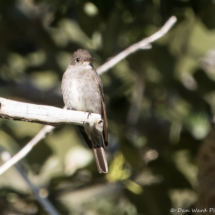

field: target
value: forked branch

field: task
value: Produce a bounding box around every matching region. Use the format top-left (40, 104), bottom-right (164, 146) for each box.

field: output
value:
top-left (0, 16), bottom-right (177, 176)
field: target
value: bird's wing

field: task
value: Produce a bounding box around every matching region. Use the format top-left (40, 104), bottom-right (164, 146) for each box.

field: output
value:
top-left (91, 69), bottom-right (108, 146)
top-left (77, 126), bottom-right (93, 149)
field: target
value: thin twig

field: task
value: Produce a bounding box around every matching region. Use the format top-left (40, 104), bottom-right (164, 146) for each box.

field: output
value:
top-left (0, 16), bottom-right (177, 176)
top-left (0, 125), bottom-right (54, 175)
top-left (97, 16), bottom-right (177, 75)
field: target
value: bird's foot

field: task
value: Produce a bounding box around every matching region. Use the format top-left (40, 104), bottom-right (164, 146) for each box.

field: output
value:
top-left (67, 107), bottom-right (76, 110)
top-left (87, 110), bottom-right (93, 119)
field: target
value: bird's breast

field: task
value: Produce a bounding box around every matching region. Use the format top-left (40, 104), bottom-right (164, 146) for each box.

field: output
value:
top-left (62, 68), bottom-right (101, 114)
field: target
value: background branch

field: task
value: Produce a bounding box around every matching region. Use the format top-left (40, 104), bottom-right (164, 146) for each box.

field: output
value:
top-left (0, 147), bottom-right (61, 215)
top-left (0, 125), bottom-right (54, 175)
top-left (97, 16), bottom-right (177, 75)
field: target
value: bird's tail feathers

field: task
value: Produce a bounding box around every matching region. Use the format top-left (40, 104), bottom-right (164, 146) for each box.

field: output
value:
top-left (93, 147), bottom-right (108, 173)
top-left (84, 122), bottom-right (108, 173)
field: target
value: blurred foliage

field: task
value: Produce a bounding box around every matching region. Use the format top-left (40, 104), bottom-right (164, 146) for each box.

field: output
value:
top-left (0, 0), bottom-right (215, 214)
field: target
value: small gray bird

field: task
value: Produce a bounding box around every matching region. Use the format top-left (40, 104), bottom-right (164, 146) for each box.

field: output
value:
top-left (61, 49), bottom-right (108, 173)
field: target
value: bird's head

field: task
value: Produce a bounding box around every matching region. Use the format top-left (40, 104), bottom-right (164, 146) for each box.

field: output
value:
top-left (70, 49), bottom-right (95, 66)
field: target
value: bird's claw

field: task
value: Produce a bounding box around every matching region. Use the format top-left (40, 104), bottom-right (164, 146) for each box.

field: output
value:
top-left (87, 110), bottom-right (93, 119)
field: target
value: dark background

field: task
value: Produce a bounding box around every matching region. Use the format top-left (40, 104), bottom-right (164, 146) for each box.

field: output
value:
top-left (0, 0), bottom-right (215, 214)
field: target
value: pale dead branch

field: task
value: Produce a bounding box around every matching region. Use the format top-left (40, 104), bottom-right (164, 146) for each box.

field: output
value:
top-left (0, 97), bottom-right (102, 126)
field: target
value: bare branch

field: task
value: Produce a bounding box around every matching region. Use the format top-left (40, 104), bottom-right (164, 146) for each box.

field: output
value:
top-left (97, 16), bottom-right (177, 75)
top-left (0, 97), bottom-right (102, 126)
top-left (0, 16), bottom-right (177, 176)
top-left (0, 125), bottom-right (54, 175)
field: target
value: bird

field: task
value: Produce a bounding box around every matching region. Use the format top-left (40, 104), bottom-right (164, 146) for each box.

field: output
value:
top-left (61, 49), bottom-right (108, 173)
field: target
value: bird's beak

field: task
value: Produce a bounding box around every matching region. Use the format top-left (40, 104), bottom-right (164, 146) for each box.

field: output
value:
top-left (84, 57), bottom-right (95, 62)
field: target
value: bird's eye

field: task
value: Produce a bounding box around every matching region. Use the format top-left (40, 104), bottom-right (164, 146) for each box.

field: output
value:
top-left (76, 58), bottom-right (79, 62)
